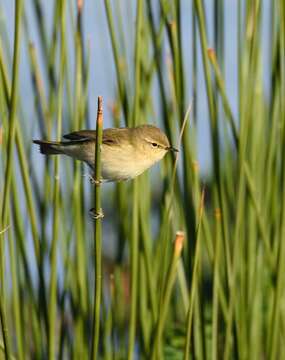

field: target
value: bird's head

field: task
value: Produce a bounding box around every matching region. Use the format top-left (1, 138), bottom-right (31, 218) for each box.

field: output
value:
top-left (133, 125), bottom-right (178, 163)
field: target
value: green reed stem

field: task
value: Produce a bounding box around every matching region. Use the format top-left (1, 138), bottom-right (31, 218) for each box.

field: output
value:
top-left (8, 225), bottom-right (24, 360)
top-left (48, 1), bottom-right (65, 357)
top-left (0, 1), bottom-right (23, 358)
top-left (72, 5), bottom-right (88, 356)
top-left (211, 201), bottom-right (223, 360)
top-left (127, 0), bottom-right (143, 357)
top-left (184, 189), bottom-right (205, 360)
top-left (207, 49), bottom-right (239, 147)
top-left (127, 179), bottom-right (139, 360)
top-left (151, 232), bottom-right (185, 359)
top-left (11, 175), bottom-right (42, 348)
top-left (28, 43), bottom-right (49, 137)
top-left (0, 37), bottom-right (50, 338)
top-left (0, 0), bottom-right (23, 270)
top-left (208, 48), bottom-right (274, 273)
top-left (132, 0), bottom-right (143, 126)
top-left (194, 0), bottom-right (232, 294)
top-left (268, 3), bottom-right (285, 357)
top-left (139, 207), bottom-right (157, 323)
top-left (104, 0), bottom-right (129, 122)
top-left (91, 96), bottom-right (104, 359)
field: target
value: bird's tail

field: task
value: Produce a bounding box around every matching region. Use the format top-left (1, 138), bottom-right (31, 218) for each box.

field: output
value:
top-left (33, 140), bottom-right (64, 155)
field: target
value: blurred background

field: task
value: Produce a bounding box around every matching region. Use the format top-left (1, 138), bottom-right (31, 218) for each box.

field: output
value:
top-left (0, 0), bottom-right (284, 359)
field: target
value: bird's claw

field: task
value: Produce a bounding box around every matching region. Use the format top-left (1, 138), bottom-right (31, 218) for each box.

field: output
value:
top-left (89, 208), bottom-right (104, 220)
top-left (89, 175), bottom-right (102, 186)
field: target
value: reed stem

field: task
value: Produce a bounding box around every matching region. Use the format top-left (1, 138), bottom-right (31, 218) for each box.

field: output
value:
top-left (0, 0), bottom-right (23, 358)
top-left (91, 96), bottom-right (104, 359)
top-left (48, 1), bottom-right (66, 358)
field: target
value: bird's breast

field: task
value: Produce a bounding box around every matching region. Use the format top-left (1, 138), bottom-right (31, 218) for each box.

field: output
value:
top-left (100, 144), bottom-right (158, 181)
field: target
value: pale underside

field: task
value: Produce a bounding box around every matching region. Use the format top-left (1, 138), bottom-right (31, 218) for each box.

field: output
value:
top-left (39, 126), bottom-right (170, 181)
top-left (62, 141), bottom-right (166, 181)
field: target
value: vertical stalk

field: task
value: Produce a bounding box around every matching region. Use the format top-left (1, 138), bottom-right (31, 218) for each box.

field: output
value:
top-left (8, 224), bottom-right (24, 360)
top-left (268, 1), bottom-right (285, 358)
top-left (184, 189), bottom-right (205, 360)
top-left (151, 232), bottom-right (185, 359)
top-left (0, 0), bottom-right (23, 358)
top-left (73, 3), bottom-right (88, 357)
top-left (91, 96), bottom-right (104, 359)
top-left (128, 180), bottom-right (139, 359)
top-left (104, 0), bottom-right (130, 122)
top-left (128, 0), bottom-right (143, 358)
top-left (0, 34), bottom-right (49, 337)
top-left (211, 204), bottom-right (223, 360)
top-left (48, 1), bottom-right (65, 358)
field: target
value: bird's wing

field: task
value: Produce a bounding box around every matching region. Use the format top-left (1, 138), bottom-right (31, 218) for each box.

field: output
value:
top-left (102, 128), bottom-right (127, 145)
top-left (63, 128), bottom-right (130, 145)
top-left (63, 130), bottom-right (97, 140)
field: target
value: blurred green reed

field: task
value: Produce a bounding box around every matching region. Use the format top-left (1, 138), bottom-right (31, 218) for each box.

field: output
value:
top-left (0, 0), bottom-right (285, 359)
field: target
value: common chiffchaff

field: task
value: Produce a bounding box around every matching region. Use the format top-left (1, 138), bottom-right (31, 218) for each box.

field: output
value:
top-left (33, 124), bottom-right (178, 181)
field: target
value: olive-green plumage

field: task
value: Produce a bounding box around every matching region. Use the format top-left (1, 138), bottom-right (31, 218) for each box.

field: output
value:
top-left (33, 124), bottom-right (178, 181)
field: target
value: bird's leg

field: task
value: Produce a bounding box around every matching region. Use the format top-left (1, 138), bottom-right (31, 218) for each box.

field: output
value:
top-left (89, 207), bottom-right (104, 220)
top-left (85, 173), bottom-right (102, 185)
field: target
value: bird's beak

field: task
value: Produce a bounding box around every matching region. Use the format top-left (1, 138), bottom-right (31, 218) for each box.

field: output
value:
top-left (167, 146), bottom-right (179, 153)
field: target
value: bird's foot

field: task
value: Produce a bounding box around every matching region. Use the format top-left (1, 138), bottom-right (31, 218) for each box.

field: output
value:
top-left (84, 173), bottom-right (102, 185)
top-left (89, 207), bottom-right (104, 220)
top-left (91, 178), bottom-right (102, 186)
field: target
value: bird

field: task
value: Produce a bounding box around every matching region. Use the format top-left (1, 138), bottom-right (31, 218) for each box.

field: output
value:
top-left (33, 124), bottom-right (178, 182)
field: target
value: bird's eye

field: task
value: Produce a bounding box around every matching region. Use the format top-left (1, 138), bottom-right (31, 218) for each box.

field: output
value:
top-left (151, 142), bottom-right (158, 148)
